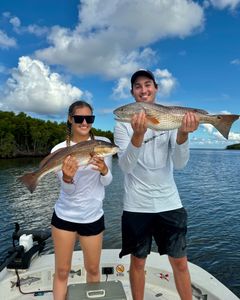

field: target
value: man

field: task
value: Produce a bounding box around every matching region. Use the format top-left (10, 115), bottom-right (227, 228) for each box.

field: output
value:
top-left (114, 69), bottom-right (199, 300)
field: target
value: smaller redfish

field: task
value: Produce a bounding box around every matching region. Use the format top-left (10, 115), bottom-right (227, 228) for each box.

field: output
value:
top-left (19, 140), bottom-right (119, 193)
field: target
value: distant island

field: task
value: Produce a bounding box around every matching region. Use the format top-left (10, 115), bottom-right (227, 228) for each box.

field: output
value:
top-left (226, 143), bottom-right (240, 150)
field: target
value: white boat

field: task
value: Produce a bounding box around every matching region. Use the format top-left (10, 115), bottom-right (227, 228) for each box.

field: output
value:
top-left (0, 226), bottom-right (239, 300)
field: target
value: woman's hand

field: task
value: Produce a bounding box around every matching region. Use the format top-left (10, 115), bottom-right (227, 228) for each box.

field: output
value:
top-left (91, 156), bottom-right (108, 176)
top-left (62, 155), bottom-right (78, 183)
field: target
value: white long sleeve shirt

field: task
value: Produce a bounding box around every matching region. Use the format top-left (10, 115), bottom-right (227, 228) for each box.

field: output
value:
top-left (114, 122), bottom-right (189, 213)
top-left (51, 136), bottom-right (113, 223)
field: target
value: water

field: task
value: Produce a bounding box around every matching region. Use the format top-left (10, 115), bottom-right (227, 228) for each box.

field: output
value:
top-left (0, 149), bottom-right (239, 297)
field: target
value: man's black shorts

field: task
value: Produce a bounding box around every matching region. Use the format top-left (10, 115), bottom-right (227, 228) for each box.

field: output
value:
top-left (51, 211), bottom-right (105, 236)
top-left (119, 207), bottom-right (187, 259)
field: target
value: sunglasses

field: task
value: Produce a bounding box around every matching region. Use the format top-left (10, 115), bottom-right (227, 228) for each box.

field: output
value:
top-left (72, 115), bottom-right (95, 124)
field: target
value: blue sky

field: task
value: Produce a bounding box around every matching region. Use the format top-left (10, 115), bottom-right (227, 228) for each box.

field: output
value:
top-left (0, 0), bottom-right (240, 148)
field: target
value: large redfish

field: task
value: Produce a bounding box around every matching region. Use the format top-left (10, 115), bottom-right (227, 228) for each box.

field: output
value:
top-left (19, 140), bottom-right (119, 193)
top-left (114, 102), bottom-right (239, 139)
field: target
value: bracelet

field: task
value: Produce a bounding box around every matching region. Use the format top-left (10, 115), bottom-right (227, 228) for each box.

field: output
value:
top-left (62, 176), bottom-right (74, 184)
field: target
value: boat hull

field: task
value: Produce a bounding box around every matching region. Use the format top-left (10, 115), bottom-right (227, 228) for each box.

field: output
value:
top-left (0, 249), bottom-right (239, 300)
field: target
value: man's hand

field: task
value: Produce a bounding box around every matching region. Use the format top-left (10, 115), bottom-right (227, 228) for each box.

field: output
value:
top-left (177, 112), bottom-right (200, 145)
top-left (131, 111), bottom-right (147, 147)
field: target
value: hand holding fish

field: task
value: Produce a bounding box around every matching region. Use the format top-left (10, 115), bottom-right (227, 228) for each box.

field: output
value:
top-left (91, 156), bottom-right (108, 176)
top-left (177, 112), bottom-right (200, 144)
top-left (131, 111), bottom-right (148, 147)
top-left (62, 155), bottom-right (78, 183)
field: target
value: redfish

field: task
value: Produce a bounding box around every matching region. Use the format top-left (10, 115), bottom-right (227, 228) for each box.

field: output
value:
top-left (114, 102), bottom-right (239, 139)
top-left (19, 140), bottom-right (119, 193)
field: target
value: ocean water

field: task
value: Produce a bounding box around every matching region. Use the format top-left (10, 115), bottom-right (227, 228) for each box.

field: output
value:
top-left (0, 149), bottom-right (239, 297)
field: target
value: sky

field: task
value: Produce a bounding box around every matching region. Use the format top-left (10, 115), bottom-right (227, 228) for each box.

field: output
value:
top-left (0, 0), bottom-right (240, 148)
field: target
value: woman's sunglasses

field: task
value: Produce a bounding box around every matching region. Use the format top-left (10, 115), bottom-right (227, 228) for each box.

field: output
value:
top-left (72, 115), bottom-right (95, 124)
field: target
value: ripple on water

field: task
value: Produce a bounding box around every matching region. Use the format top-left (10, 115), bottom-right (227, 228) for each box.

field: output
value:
top-left (0, 151), bottom-right (240, 297)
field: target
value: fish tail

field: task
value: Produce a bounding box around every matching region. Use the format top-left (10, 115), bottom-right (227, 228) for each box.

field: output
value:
top-left (19, 172), bottom-right (39, 193)
top-left (213, 115), bottom-right (239, 139)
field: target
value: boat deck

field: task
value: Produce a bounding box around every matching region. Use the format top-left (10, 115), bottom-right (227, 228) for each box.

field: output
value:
top-left (0, 249), bottom-right (239, 300)
top-left (8, 282), bottom-right (181, 300)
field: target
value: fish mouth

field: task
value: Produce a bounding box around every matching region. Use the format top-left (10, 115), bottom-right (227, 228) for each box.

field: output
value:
top-left (113, 146), bottom-right (119, 153)
top-left (94, 145), bottom-right (119, 156)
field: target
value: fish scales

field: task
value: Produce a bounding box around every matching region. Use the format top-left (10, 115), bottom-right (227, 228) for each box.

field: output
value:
top-left (114, 102), bottom-right (239, 139)
top-left (39, 140), bottom-right (98, 171)
top-left (19, 140), bottom-right (119, 193)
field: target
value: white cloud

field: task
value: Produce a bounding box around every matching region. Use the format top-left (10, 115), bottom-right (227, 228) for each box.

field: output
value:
top-left (1, 56), bottom-right (83, 115)
top-left (220, 110), bottom-right (232, 114)
top-left (228, 131), bottom-right (240, 141)
top-left (35, 0), bottom-right (204, 78)
top-left (155, 69), bottom-right (177, 96)
top-left (202, 124), bottom-right (214, 134)
top-left (206, 0), bottom-right (240, 10)
top-left (4, 12), bottom-right (48, 37)
top-left (0, 30), bottom-right (16, 49)
top-left (26, 24), bottom-right (49, 37)
top-left (112, 77), bottom-right (130, 99)
top-left (190, 133), bottom-right (240, 148)
top-left (0, 64), bottom-right (8, 74)
top-left (97, 108), bottom-right (115, 115)
top-left (231, 58), bottom-right (240, 65)
top-left (112, 68), bottom-right (176, 99)
top-left (9, 16), bottom-right (21, 28)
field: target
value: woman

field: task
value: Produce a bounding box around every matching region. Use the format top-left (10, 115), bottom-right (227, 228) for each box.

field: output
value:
top-left (51, 100), bottom-right (113, 300)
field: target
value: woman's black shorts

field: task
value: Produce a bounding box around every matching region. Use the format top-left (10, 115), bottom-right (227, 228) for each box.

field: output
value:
top-left (51, 211), bottom-right (105, 236)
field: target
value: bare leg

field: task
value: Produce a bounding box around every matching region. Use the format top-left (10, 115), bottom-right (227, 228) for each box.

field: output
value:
top-left (168, 256), bottom-right (192, 300)
top-left (79, 232), bottom-right (103, 282)
top-left (129, 255), bottom-right (146, 300)
top-left (52, 226), bottom-right (76, 300)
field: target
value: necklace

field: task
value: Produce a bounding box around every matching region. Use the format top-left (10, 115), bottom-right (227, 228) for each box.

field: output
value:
top-left (143, 132), bottom-right (166, 144)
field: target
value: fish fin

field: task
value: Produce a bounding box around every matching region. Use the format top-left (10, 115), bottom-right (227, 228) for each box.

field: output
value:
top-left (191, 108), bottom-right (209, 114)
top-left (170, 106), bottom-right (209, 115)
top-left (214, 115), bottom-right (239, 139)
top-left (19, 172), bottom-right (39, 193)
top-left (145, 112), bottom-right (161, 125)
top-left (39, 148), bottom-right (64, 169)
top-left (147, 116), bottom-right (160, 125)
top-left (85, 152), bottom-right (95, 166)
top-left (89, 151), bottom-right (96, 158)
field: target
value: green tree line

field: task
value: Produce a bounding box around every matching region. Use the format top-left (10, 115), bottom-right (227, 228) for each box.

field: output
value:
top-left (226, 143), bottom-right (240, 150)
top-left (0, 111), bottom-right (113, 158)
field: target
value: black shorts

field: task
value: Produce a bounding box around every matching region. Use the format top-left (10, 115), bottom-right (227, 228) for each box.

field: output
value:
top-left (119, 208), bottom-right (187, 259)
top-left (51, 211), bottom-right (105, 236)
